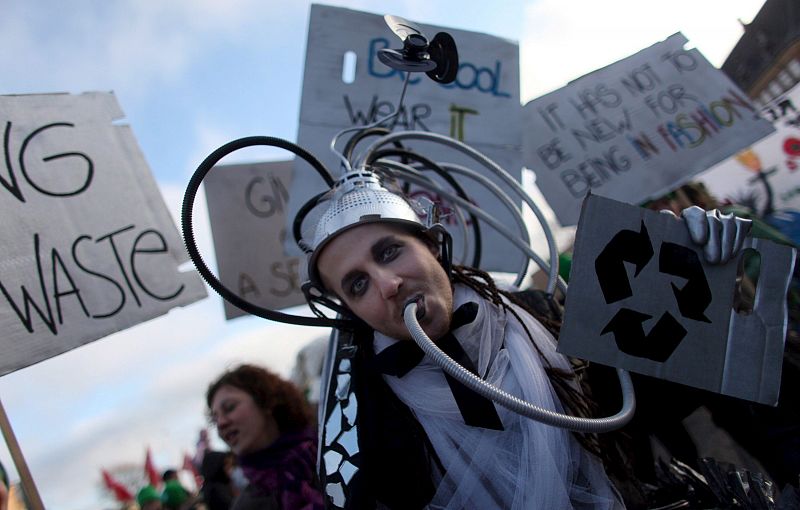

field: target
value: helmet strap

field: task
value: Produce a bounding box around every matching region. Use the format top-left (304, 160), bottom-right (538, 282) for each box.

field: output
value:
top-left (302, 281), bottom-right (352, 319)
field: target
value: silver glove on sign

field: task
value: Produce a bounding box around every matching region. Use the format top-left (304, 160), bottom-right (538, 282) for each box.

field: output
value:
top-left (681, 206), bottom-right (753, 265)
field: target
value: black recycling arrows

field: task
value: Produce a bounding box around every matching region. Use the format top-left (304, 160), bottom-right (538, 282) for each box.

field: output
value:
top-left (659, 242), bottom-right (712, 323)
top-left (601, 308), bottom-right (687, 362)
top-left (596, 222), bottom-right (714, 363)
top-left (595, 221), bottom-right (653, 304)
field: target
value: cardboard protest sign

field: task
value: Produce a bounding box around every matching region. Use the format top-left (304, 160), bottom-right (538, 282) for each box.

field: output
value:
top-left (558, 194), bottom-right (796, 404)
top-left (286, 4), bottom-right (524, 272)
top-left (523, 33), bottom-right (775, 226)
top-left (699, 81), bottom-right (800, 217)
top-left (0, 92), bottom-right (207, 376)
top-left (203, 161), bottom-right (306, 320)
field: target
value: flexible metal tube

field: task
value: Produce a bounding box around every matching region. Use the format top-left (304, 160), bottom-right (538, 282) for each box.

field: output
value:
top-left (404, 302), bottom-right (636, 432)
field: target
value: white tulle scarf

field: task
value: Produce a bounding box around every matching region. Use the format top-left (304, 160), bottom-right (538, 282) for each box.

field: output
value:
top-left (373, 284), bottom-right (625, 509)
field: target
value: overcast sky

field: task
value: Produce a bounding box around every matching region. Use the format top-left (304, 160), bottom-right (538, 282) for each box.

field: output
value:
top-left (0, 0), bottom-right (766, 508)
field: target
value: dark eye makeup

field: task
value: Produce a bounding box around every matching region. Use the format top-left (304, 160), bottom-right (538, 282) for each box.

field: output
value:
top-left (341, 234), bottom-right (407, 299)
top-left (349, 275), bottom-right (368, 297)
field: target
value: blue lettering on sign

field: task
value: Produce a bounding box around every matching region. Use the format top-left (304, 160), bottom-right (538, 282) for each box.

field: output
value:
top-left (368, 37), bottom-right (511, 98)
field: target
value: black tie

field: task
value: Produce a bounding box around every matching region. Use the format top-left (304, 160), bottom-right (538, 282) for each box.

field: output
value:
top-left (374, 302), bottom-right (504, 430)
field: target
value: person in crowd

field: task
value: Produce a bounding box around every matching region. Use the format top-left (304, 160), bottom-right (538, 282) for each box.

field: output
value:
top-left (206, 364), bottom-right (324, 510)
top-left (162, 469), bottom-right (180, 484)
top-left (136, 485), bottom-right (163, 510)
top-left (301, 171), bottom-right (751, 509)
top-left (161, 479), bottom-right (191, 510)
top-left (160, 468), bottom-right (203, 510)
top-left (200, 451), bottom-right (237, 510)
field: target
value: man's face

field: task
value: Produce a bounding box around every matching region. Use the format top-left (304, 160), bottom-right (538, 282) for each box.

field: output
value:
top-left (317, 223), bottom-right (453, 341)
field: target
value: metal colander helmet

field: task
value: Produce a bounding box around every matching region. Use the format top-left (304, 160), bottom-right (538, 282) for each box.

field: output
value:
top-left (304, 169), bottom-right (448, 294)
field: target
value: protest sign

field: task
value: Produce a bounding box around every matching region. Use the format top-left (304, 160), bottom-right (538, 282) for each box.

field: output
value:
top-left (204, 160), bottom-right (306, 320)
top-left (699, 81), bottom-right (800, 218)
top-left (0, 92), bottom-right (207, 376)
top-left (286, 4), bottom-right (524, 272)
top-left (558, 194), bottom-right (796, 404)
top-left (523, 33), bottom-right (775, 226)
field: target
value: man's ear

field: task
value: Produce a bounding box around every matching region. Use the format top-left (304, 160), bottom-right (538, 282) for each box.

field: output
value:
top-left (428, 239), bottom-right (439, 257)
top-left (419, 230), bottom-right (440, 256)
top-left (428, 227), bottom-right (453, 276)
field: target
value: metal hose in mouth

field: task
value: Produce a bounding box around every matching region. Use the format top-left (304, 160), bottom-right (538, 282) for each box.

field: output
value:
top-left (403, 301), bottom-right (636, 433)
top-left (404, 295), bottom-right (424, 320)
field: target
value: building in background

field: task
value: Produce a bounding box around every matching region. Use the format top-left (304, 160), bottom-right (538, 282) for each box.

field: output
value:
top-left (723, 0), bottom-right (800, 106)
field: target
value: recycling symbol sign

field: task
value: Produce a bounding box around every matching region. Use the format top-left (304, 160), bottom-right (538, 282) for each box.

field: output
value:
top-left (595, 221), bottom-right (712, 362)
top-left (557, 194), bottom-right (797, 405)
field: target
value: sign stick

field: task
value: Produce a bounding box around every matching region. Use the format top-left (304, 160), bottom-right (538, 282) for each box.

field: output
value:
top-left (0, 398), bottom-right (44, 510)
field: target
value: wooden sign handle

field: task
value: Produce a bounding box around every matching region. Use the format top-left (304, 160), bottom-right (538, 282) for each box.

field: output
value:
top-left (0, 398), bottom-right (44, 510)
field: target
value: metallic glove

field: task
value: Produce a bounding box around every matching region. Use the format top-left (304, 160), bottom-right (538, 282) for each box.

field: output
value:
top-left (680, 206), bottom-right (752, 264)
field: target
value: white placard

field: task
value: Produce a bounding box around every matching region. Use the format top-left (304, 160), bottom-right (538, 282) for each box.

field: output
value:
top-left (287, 4), bottom-right (524, 272)
top-left (699, 81), bottom-right (800, 216)
top-left (204, 161), bottom-right (306, 320)
top-left (0, 92), bottom-right (207, 376)
top-left (523, 33), bottom-right (775, 226)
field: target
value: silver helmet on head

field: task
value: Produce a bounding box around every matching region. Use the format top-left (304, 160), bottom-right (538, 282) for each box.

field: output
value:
top-left (303, 169), bottom-right (450, 295)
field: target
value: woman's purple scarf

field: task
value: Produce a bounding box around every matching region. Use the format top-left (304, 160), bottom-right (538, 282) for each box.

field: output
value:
top-left (238, 428), bottom-right (324, 510)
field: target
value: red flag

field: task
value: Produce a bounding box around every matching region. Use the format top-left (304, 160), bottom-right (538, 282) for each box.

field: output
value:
top-left (101, 469), bottom-right (133, 502)
top-left (183, 452), bottom-right (202, 488)
top-left (145, 447), bottom-right (161, 488)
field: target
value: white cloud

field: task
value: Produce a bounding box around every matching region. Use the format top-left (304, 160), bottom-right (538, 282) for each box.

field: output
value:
top-left (519, 0), bottom-right (764, 102)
